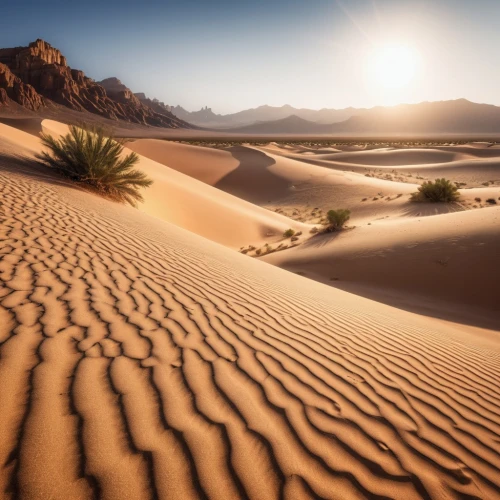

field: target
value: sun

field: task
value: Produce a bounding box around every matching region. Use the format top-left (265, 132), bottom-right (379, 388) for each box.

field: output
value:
top-left (371, 45), bottom-right (418, 89)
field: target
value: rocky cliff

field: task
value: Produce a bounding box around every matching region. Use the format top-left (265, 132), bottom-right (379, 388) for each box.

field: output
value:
top-left (134, 92), bottom-right (173, 114)
top-left (0, 60), bottom-right (45, 110)
top-left (0, 39), bottom-right (192, 128)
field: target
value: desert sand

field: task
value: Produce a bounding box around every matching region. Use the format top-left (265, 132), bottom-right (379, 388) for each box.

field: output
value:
top-left (129, 139), bottom-right (500, 325)
top-left (0, 121), bottom-right (499, 500)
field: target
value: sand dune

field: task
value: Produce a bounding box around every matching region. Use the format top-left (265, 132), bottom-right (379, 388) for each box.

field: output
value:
top-left (264, 207), bottom-right (500, 330)
top-left (10, 121), bottom-right (306, 250)
top-left (127, 140), bottom-right (423, 224)
top-left (129, 140), bottom-right (500, 229)
top-left (0, 119), bottom-right (499, 500)
top-left (1, 128), bottom-right (500, 499)
top-left (126, 139), bottom-right (239, 185)
top-left (260, 144), bottom-right (500, 188)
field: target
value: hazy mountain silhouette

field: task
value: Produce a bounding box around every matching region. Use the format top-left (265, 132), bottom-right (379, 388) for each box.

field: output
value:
top-left (212, 99), bottom-right (500, 135)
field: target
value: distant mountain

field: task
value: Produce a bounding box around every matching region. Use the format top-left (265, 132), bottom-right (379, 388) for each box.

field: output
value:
top-left (327, 99), bottom-right (500, 135)
top-left (227, 115), bottom-right (333, 134)
top-left (216, 99), bottom-right (500, 135)
top-left (171, 104), bottom-right (363, 128)
top-left (0, 39), bottom-right (192, 128)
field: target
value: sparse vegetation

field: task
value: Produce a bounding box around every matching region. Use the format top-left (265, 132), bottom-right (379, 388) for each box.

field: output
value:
top-left (326, 209), bottom-right (351, 231)
top-left (37, 124), bottom-right (152, 206)
top-left (283, 228), bottom-right (295, 238)
top-left (486, 198), bottom-right (497, 205)
top-left (410, 178), bottom-right (460, 202)
top-left (174, 138), bottom-right (500, 150)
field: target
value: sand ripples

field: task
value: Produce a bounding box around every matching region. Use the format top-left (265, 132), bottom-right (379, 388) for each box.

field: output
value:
top-left (0, 167), bottom-right (499, 499)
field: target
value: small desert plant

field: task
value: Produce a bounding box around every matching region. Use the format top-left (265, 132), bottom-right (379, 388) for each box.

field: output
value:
top-left (283, 228), bottom-right (295, 238)
top-left (36, 124), bottom-right (152, 206)
top-left (326, 209), bottom-right (351, 231)
top-left (486, 198), bottom-right (497, 205)
top-left (411, 178), bottom-right (459, 202)
top-left (475, 197), bottom-right (482, 202)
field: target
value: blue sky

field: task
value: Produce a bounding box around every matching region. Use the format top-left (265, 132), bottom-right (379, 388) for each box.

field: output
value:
top-left (1, 0), bottom-right (499, 113)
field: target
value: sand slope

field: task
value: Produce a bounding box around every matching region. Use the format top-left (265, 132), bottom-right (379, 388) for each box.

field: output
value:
top-left (264, 207), bottom-right (500, 330)
top-left (0, 124), bottom-right (500, 499)
top-left (10, 121), bottom-right (306, 250)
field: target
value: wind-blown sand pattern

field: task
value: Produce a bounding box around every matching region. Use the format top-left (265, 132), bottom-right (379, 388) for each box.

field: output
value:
top-left (1, 127), bottom-right (500, 499)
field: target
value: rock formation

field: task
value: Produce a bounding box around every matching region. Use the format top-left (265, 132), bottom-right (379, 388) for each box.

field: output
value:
top-left (0, 61), bottom-right (45, 110)
top-left (0, 39), bottom-right (192, 128)
top-left (98, 77), bottom-right (190, 128)
top-left (134, 92), bottom-right (173, 115)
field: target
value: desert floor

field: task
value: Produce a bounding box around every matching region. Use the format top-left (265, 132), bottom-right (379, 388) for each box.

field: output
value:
top-left (0, 118), bottom-right (499, 499)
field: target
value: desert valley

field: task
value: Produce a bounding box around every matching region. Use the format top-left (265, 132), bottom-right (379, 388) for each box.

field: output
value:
top-left (0, 10), bottom-right (499, 500)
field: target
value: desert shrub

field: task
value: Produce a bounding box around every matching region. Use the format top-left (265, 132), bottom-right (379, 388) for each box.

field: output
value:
top-left (486, 198), bottom-right (497, 205)
top-left (36, 124), bottom-right (152, 206)
top-left (326, 209), bottom-right (351, 231)
top-left (411, 178), bottom-right (459, 202)
top-left (283, 228), bottom-right (295, 238)
top-left (475, 197), bottom-right (482, 202)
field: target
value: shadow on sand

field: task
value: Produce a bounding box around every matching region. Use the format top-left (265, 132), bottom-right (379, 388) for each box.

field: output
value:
top-left (0, 151), bottom-right (93, 195)
top-left (400, 201), bottom-right (466, 218)
top-left (215, 146), bottom-right (291, 204)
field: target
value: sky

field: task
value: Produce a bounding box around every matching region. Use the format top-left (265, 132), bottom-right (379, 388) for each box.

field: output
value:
top-left (1, 0), bottom-right (499, 114)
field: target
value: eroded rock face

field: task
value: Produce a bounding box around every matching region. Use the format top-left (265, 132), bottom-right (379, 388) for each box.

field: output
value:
top-left (0, 88), bottom-right (8, 105)
top-left (0, 62), bottom-right (45, 110)
top-left (99, 78), bottom-right (190, 128)
top-left (135, 93), bottom-right (173, 115)
top-left (0, 39), bottom-right (193, 128)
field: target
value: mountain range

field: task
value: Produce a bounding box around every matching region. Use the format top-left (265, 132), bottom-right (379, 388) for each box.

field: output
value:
top-left (228, 99), bottom-right (500, 135)
top-left (169, 104), bottom-right (361, 128)
top-left (2, 39), bottom-right (500, 136)
top-left (172, 99), bottom-right (500, 135)
top-left (0, 39), bottom-right (191, 129)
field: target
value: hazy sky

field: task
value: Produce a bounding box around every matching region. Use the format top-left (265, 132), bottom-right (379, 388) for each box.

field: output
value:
top-left (1, 0), bottom-right (499, 113)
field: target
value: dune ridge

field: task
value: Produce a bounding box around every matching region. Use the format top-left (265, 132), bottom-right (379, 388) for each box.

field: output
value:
top-left (0, 127), bottom-right (500, 499)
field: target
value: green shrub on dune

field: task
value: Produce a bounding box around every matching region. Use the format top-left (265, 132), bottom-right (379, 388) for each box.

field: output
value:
top-left (411, 178), bottom-right (459, 203)
top-left (36, 124), bottom-right (153, 206)
top-left (326, 209), bottom-right (351, 231)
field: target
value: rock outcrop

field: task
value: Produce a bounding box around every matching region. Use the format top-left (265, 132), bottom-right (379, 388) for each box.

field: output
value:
top-left (134, 92), bottom-right (173, 114)
top-left (0, 61), bottom-right (45, 110)
top-left (98, 77), bottom-right (190, 128)
top-left (0, 39), bottom-right (192, 128)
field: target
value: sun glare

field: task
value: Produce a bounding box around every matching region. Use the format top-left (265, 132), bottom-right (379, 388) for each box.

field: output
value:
top-left (371, 45), bottom-right (418, 89)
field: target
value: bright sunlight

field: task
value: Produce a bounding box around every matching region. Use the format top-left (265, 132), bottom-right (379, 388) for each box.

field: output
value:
top-left (370, 45), bottom-right (419, 89)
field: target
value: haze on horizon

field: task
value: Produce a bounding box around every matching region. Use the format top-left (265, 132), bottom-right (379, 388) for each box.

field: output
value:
top-left (1, 0), bottom-right (499, 114)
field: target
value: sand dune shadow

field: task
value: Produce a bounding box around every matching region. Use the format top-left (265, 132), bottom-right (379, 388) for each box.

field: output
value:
top-left (215, 146), bottom-right (291, 204)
